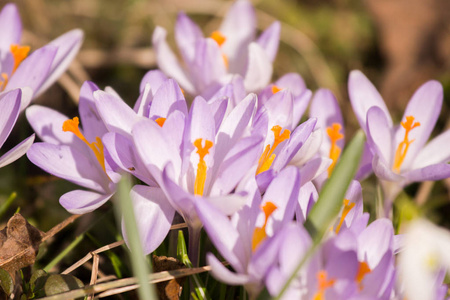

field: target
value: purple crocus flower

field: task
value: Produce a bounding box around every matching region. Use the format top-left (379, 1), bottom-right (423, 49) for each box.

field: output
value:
top-left (26, 82), bottom-right (117, 214)
top-left (348, 70), bottom-right (450, 214)
top-left (195, 167), bottom-right (301, 298)
top-left (0, 3), bottom-right (83, 106)
top-left (152, 0), bottom-right (280, 96)
top-left (0, 88), bottom-right (35, 167)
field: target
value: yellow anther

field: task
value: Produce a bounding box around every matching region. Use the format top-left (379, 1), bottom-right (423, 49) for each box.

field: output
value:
top-left (210, 31), bottom-right (226, 47)
top-left (313, 270), bottom-right (336, 300)
top-left (335, 199), bottom-right (355, 234)
top-left (193, 138), bottom-right (214, 196)
top-left (271, 85), bottom-right (282, 94)
top-left (0, 73), bottom-right (9, 92)
top-left (10, 44), bottom-right (30, 73)
top-left (252, 201), bottom-right (277, 251)
top-left (326, 123), bottom-right (344, 177)
top-left (256, 125), bottom-right (291, 175)
top-left (155, 117), bottom-right (166, 127)
top-left (356, 261), bottom-right (371, 283)
top-left (393, 116), bottom-right (420, 173)
top-left (62, 117), bottom-right (107, 173)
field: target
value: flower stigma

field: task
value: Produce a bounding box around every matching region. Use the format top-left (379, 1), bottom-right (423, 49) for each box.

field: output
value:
top-left (155, 117), bottom-right (166, 127)
top-left (10, 44), bottom-right (30, 73)
top-left (335, 199), bottom-right (355, 234)
top-left (392, 116), bottom-right (420, 173)
top-left (313, 270), bottom-right (336, 300)
top-left (193, 138), bottom-right (214, 196)
top-left (326, 123), bottom-right (344, 177)
top-left (256, 125), bottom-right (290, 175)
top-left (271, 85), bottom-right (282, 94)
top-left (62, 117), bottom-right (107, 173)
top-left (251, 201), bottom-right (277, 251)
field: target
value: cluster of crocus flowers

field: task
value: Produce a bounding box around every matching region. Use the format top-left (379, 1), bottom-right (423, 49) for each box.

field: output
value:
top-left (8, 0), bottom-right (450, 299)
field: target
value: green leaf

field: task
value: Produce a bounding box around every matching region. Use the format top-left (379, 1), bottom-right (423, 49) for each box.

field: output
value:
top-left (44, 274), bottom-right (83, 296)
top-left (0, 268), bottom-right (14, 296)
top-left (305, 130), bottom-right (365, 240)
top-left (0, 192), bottom-right (17, 220)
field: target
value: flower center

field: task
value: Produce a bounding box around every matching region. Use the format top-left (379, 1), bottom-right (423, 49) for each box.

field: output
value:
top-left (251, 201), bottom-right (277, 251)
top-left (256, 125), bottom-right (290, 175)
top-left (193, 138), bottom-right (214, 196)
top-left (326, 123), bottom-right (344, 177)
top-left (392, 115), bottom-right (420, 173)
top-left (155, 117), bottom-right (166, 127)
top-left (313, 270), bottom-right (336, 300)
top-left (209, 31), bottom-right (229, 69)
top-left (62, 117), bottom-right (107, 173)
top-left (271, 85), bottom-right (282, 94)
top-left (335, 199), bottom-right (355, 234)
top-left (10, 44), bottom-right (30, 73)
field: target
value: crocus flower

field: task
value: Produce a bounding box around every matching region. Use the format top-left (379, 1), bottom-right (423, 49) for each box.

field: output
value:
top-left (0, 3), bottom-right (83, 107)
top-left (152, 0), bottom-right (280, 96)
top-left (26, 82), bottom-right (117, 214)
top-left (195, 167), bottom-right (302, 298)
top-left (0, 88), bottom-right (34, 167)
top-left (349, 70), bottom-right (450, 214)
top-left (398, 219), bottom-right (450, 300)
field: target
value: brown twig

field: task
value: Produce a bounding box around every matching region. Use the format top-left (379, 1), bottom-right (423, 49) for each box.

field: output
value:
top-left (42, 214), bottom-right (82, 242)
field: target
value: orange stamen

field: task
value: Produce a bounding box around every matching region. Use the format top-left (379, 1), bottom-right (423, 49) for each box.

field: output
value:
top-left (313, 270), bottom-right (336, 300)
top-left (271, 85), bottom-right (282, 94)
top-left (335, 199), bottom-right (355, 234)
top-left (326, 123), bottom-right (344, 177)
top-left (10, 44), bottom-right (30, 73)
top-left (193, 138), bottom-right (214, 196)
top-left (62, 117), bottom-right (107, 173)
top-left (0, 73), bottom-right (9, 92)
top-left (392, 116), bottom-right (420, 173)
top-left (210, 31), bottom-right (226, 47)
top-left (251, 201), bottom-right (277, 251)
top-left (356, 261), bottom-right (371, 283)
top-left (222, 53), bottom-right (229, 69)
top-left (155, 117), bottom-right (166, 127)
top-left (256, 125), bottom-right (291, 175)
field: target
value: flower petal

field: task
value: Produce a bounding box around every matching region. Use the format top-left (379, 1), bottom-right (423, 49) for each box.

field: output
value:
top-left (366, 106), bottom-right (393, 165)
top-left (0, 4), bottom-right (22, 50)
top-left (175, 12), bottom-right (203, 63)
top-left (403, 163), bottom-right (450, 184)
top-left (149, 78), bottom-right (187, 119)
top-left (348, 70), bottom-right (392, 132)
top-left (207, 253), bottom-right (250, 285)
top-left (0, 89), bottom-right (21, 148)
top-left (0, 134), bottom-right (34, 168)
top-left (358, 218), bottom-right (394, 268)
top-left (413, 129), bottom-right (450, 168)
top-left (60, 190), bottom-right (112, 214)
top-left (257, 21), bottom-right (281, 62)
top-left (244, 43), bottom-right (272, 92)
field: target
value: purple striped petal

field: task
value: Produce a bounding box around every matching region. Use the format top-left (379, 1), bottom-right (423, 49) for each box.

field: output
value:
top-left (0, 133), bottom-right (34, 168)
top-left (413, 129), bottom-right (450, 169)
top-left (366, 106), bottom-right (393, 166)
top-left (60, 190), bottom-right (112, 214)
top-left (149, 78), bottom-right (187, 119)
top-left (78, 81), bottom-right (108, 142)
top-left (0, 89), bottom-right (21, 148)
top-left (403, 163), bottom-right (450, 183)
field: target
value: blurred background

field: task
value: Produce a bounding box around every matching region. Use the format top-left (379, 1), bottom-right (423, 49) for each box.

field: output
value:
top-left (0, 0), bottom-right (449, 283)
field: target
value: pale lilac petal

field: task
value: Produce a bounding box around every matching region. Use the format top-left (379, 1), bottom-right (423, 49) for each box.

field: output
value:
top-left (395, 80), bottom-right (443, 169)
top-left (0, 134), bottom-right (34, 167)
top-left (210, 136), bottom-right (262, 196)
top-left (0, 4), bottom-right (22, 50)
top-left (189, 38), bottom-right (226, 93)
top-left (275, 73), bottom-right (307, 96)
top-left (189, 96), bottom-right (215, 144)
top-left (195, 196), bottom-right (246, 272)
top-left (139, 69), bottom-right (167, 94)
top-left (358, 218), bottom-right (394, 268)
top-left (262, 89), bottom-right (294, 132)
top-left (123, 185), bottom-right (175, 255)
top-left (134, 83), bottom-right (152, 117)
top-left (36, 29), bottom-right (84, 96)
top-left (296, 181), bottom-right (318, 223)
top-left (0, 89), bottom-right (21, 148)
top-left (18, 86), bottom-right (33, 112)
top-left (413, 129), bottom-right (450, 168)
top-left (60, 190), bottom-right (112, 214)
top-left (149, 78), bottom-right (187, 119)
top-left (78, 81), bottom-right (108, 142)
top-left (175, 12), bottom-right (203, 63)
top-left (355, 143), bottom-right (374, 180)
top-left (207, 253), bottom-right (250, 285)
top-left (292, 89), bottom-right (312, 127)
top-left (348, 70), bottom-right (392, 132)
top-left (272, 118), bottom-right (316, 172)
top-left (152, 26), bottom-right (195, 94)
top-left (161, 111), bottom-right (186, 157)
top-left (214, 93), bottom-right (257, 165)
top-left (94, 90), bottom-right (139, 137)
top-left (299, 156), bottom-right (332, 186)
top-left (6, 45), bottom-right (57, 93)
top-left (244, 43), bottom-right (272, 92)
top-left (403, 163), bottom-right (450, 183)
top-left (208, 96), bottom-right (228, 133)
top-left (372, 154), bottom-right (403, 182)
top-left (257, 21), bottom-right (281, 62)
top-left (206, 191), bottom-right (248, 216)
top-left (27, 143), bottom-right (109, 193)
top-left (132, 119), bottom-right (182, 178)
top-left (366, 106), bottom-right (393, 165)
top-left (289, 129), bottom-right (322, 166)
